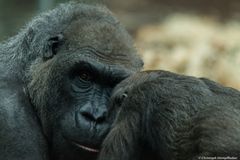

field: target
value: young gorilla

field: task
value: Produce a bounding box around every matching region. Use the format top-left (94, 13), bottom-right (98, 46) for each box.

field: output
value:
top-left (98, 70), bottom-right (240, 160)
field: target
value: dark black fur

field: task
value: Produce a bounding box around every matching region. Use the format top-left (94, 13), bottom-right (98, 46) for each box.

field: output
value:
top-left (0, 1), bottom-right (143, 160)
top-left (99, 70), bottom-right (240, 160)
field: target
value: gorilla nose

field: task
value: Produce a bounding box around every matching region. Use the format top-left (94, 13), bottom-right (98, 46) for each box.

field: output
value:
top-left (79, 106), bottom-right (107, 124)
top-left (80, 111), bottom-right (106, 123)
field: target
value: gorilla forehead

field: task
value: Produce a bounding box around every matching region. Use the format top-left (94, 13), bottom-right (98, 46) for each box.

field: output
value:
top-left (64, 20), bottom-right (137, 66)
top-left (25, 2), bottom-right (142, 71)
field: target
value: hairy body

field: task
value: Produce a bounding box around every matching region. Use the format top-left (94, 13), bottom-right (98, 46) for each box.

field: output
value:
top-left (0, 1), bottom-right (142, 160)
top-left (99, 70), bottom-right (240, 160)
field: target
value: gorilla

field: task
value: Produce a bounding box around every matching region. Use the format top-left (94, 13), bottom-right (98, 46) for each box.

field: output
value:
top-left (98, 70), bottom-right (240, 160)
top-left (0, 1), bottom-right (143, 160)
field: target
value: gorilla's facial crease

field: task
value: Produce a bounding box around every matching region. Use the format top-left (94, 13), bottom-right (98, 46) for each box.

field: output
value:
top-left (12, 2), bottom-right (143, 159)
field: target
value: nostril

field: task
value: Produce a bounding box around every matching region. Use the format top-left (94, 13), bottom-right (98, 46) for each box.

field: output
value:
top-left (81, 111), bottom-right (96, 122)
top-left (80, 111), bottom-right (106, 123)
top-left (96, 116), bottom-right (105, 124)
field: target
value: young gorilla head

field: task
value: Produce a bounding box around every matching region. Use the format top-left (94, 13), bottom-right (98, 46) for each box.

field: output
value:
top-left (0, 1), bottom-right (143, 160)
top-left (98, 70), bottom-right (240, 160)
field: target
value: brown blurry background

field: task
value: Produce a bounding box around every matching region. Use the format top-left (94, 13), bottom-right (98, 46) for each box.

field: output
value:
top-left (1, 0), bottom-right (240, 89)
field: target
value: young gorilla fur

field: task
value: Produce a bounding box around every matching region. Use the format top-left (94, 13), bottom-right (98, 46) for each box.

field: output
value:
top-left (0, 1), bottom-right (143, 160)
top-left (99, 70), bottom-right (240, 160)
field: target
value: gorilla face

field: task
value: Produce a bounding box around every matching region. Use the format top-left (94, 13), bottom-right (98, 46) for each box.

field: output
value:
top-left (24, 3), bottom-right (143, 160)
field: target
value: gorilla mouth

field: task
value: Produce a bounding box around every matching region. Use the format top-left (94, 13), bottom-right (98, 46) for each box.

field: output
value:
top-left (72, 141), bottom-right (100, 153)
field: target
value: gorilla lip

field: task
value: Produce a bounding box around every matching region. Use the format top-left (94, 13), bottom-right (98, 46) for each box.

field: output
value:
top-left (72, 142), bottom-right (100, 153)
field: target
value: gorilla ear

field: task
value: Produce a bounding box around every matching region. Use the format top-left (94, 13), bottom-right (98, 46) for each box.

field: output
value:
top-left (43, 34), bottom-right (64, 60)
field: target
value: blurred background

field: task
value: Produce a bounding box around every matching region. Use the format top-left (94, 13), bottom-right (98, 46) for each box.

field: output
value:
top-left (1, 0), bottom-right (240, 89)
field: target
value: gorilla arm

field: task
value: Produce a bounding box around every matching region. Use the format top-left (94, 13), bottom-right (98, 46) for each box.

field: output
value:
top-left (0, 81), bottom-right (48, 160)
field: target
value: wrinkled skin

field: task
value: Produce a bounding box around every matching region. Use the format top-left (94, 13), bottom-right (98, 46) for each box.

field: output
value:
top-left (0, 1), bottom-right (143, 160)
top-left (99, 70), bottom-right (240, 160)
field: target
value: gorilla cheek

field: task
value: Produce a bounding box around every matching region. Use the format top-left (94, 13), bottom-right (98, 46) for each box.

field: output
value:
top-left (58, 111), bottom-right (85, 140)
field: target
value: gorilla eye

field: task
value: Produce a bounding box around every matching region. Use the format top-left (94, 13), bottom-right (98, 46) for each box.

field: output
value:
top-left (78, 71), bottom-right (92, 82)
top-left (115, 92), bottom-right (128, 106)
